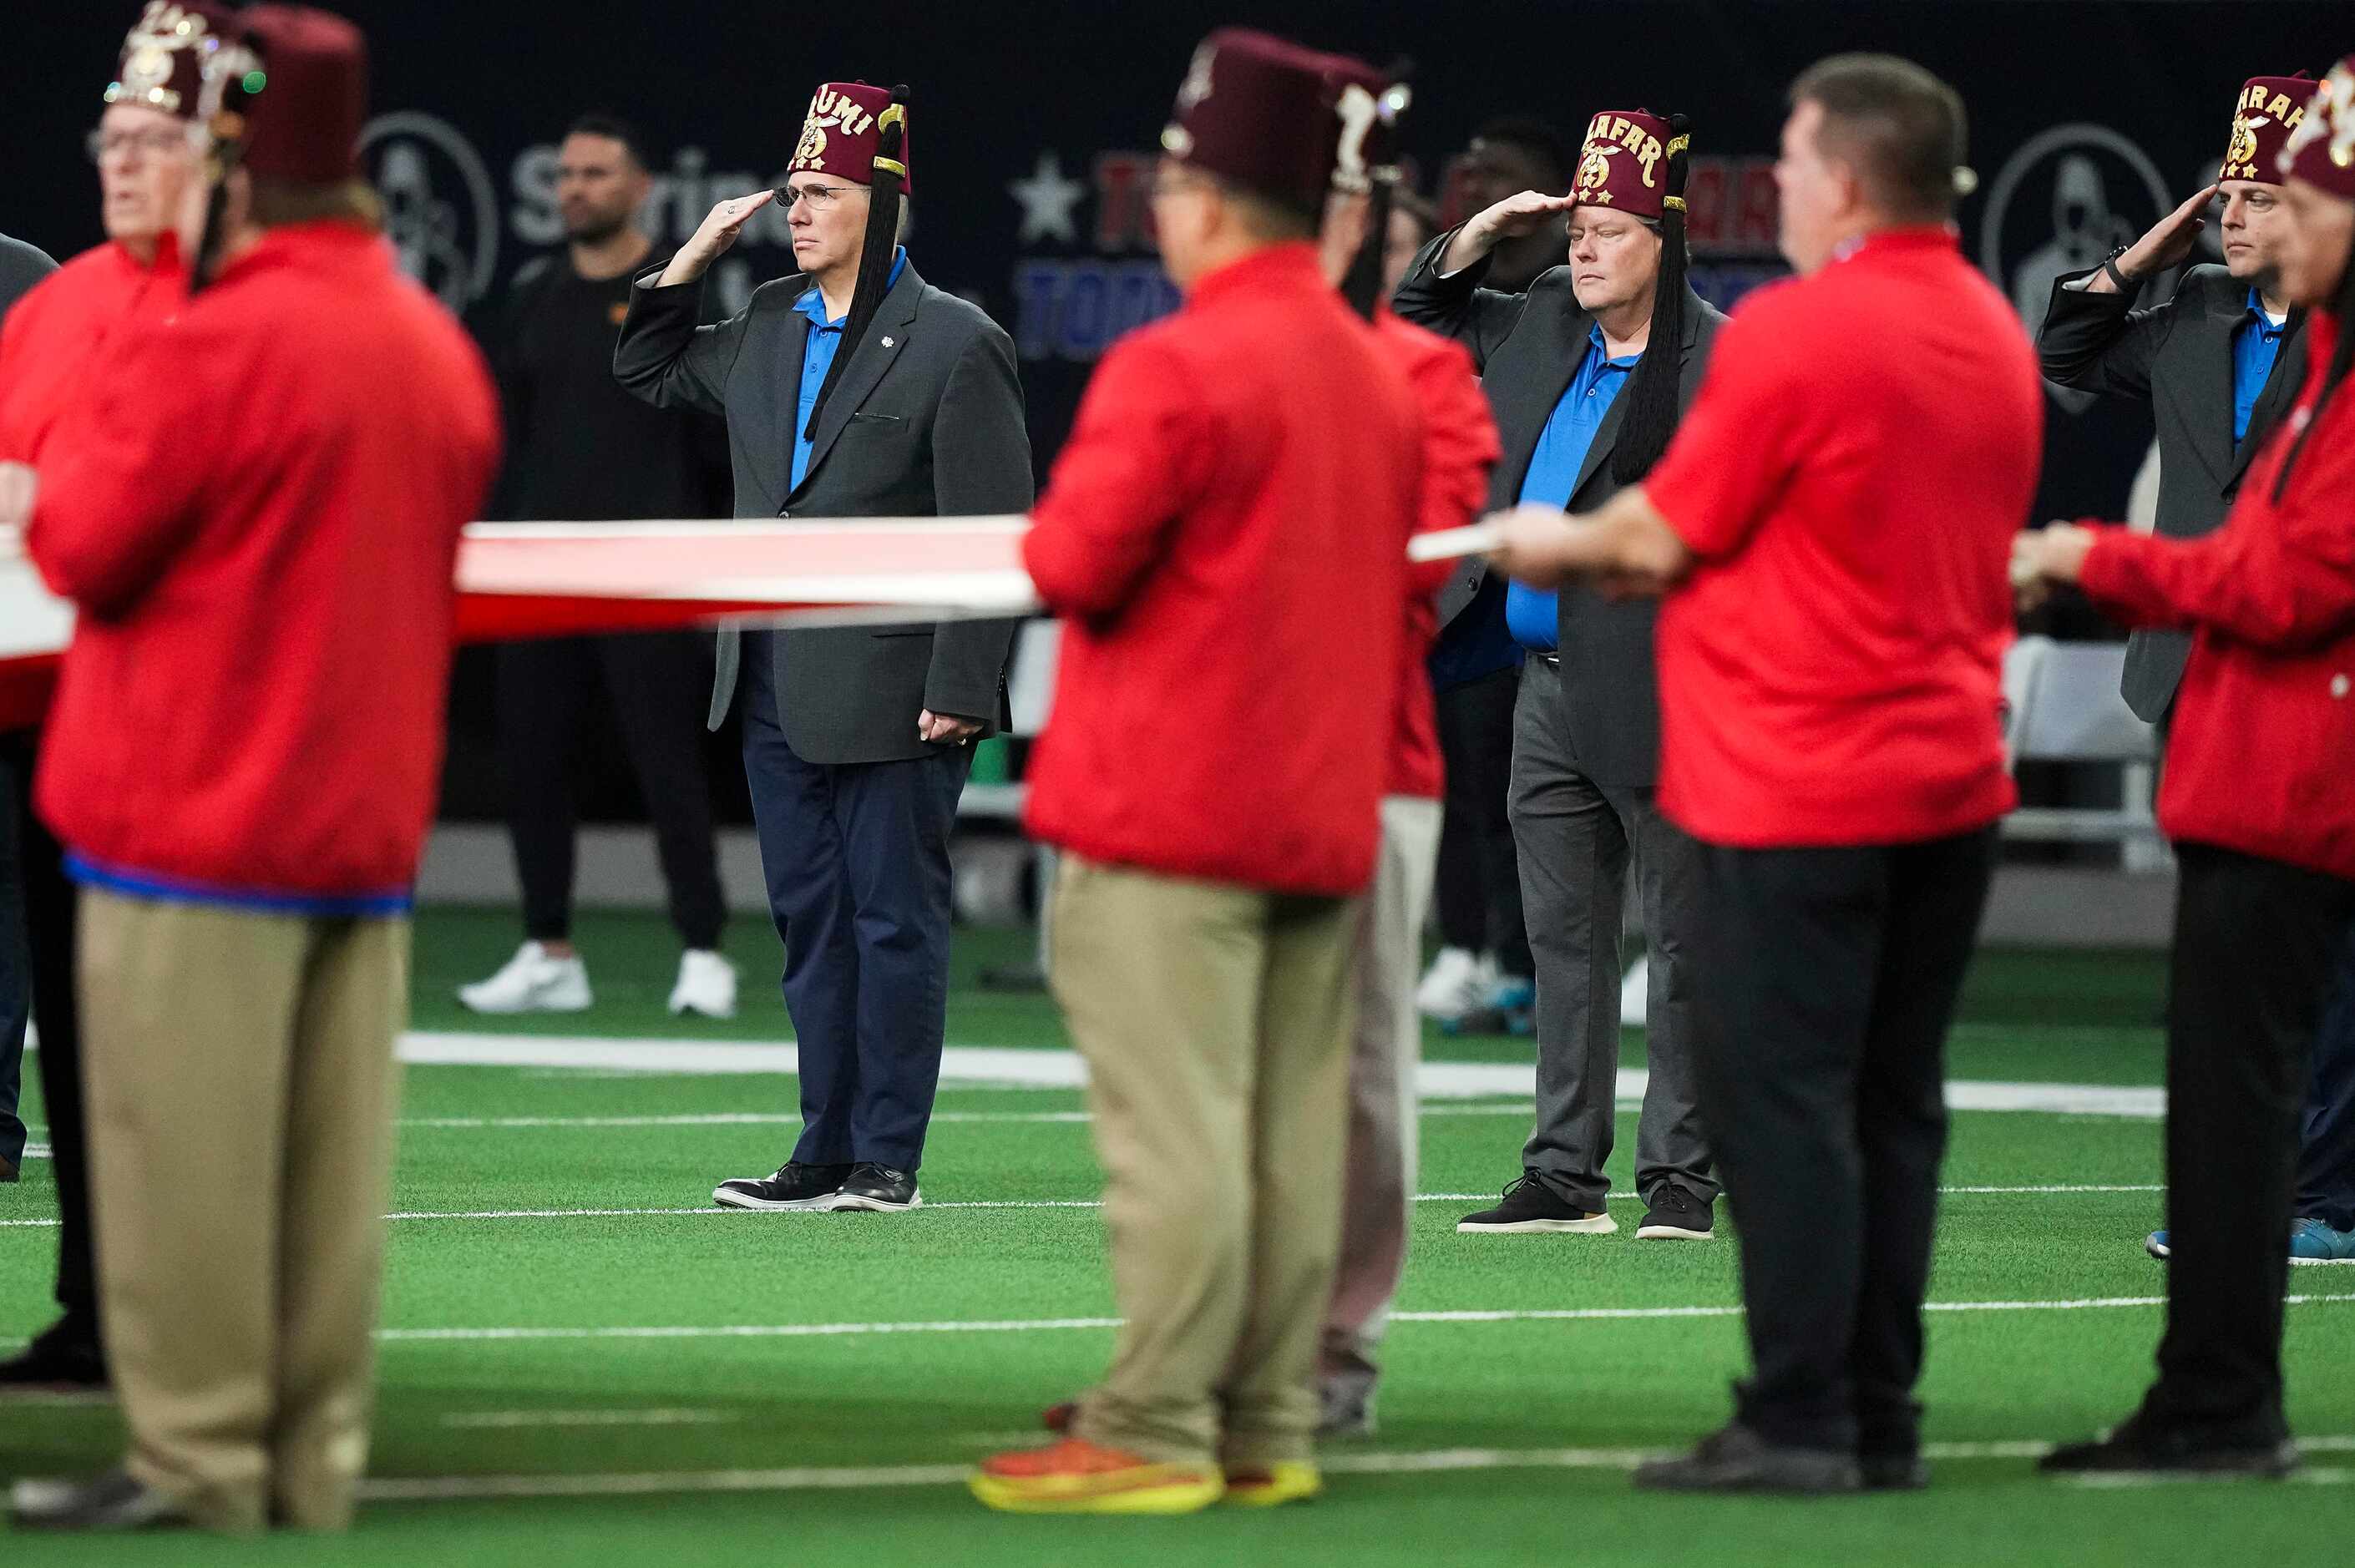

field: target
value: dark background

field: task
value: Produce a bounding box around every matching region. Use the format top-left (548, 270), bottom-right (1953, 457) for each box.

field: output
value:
top-left (11, 0), bottom-right (2344, 823)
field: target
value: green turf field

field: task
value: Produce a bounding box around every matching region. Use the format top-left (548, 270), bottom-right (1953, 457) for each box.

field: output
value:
top-left (3, 909), bottom-right (2349, 1565)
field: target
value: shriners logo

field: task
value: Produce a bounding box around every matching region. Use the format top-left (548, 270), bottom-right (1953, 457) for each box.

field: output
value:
top-left (1580, 113), bottom-right (1667, 197)
top-left (360, 111), bottom-right (499, 311)
top-left (791, 86), bottom-right (877, 174)
top-left (2282, 62), bottom-right (2355, 174)
top-left (2225, 81), bottom-right (2307, 181)
top-left (106, 2), bottom-right (217, 115)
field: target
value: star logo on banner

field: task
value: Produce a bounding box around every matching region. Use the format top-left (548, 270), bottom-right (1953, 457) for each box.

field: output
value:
top-left (1009, 151), bottom-right (1086, 245)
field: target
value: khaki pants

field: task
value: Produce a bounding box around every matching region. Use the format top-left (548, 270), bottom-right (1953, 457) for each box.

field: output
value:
top-left (78, 890), bottom-right (407, 1534)
top-left (1323, 796), bottom-right (1443, 1413)
top-left (1051, 857), bottom-right (1359, 1469)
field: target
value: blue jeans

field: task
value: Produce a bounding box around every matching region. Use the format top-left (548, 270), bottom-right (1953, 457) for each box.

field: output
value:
top-left (738, 636), bottom-right (970, 1173)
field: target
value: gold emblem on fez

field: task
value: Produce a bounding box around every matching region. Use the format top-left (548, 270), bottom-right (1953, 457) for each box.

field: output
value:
top-left (124, 44), bottom-right (175, 97)
top-left (1578, 147), bottom-right (1615, 192)
top-left (793, 120), bottom-right (827, 170)
top-left (2226, 114), bottom-right (2266, 177)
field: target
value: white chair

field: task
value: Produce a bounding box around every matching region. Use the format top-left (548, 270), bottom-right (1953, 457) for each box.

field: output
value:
top-left (2002, 635), bottom-right (2165, 859)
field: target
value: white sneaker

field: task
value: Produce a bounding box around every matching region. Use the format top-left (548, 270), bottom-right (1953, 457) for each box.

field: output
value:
top-left (1416, 947), bottom-right (1496, 1022)
top-left (669, 949), bottom-right (738, 1019)
top-left (457, 941), bottom-right (593, 1014)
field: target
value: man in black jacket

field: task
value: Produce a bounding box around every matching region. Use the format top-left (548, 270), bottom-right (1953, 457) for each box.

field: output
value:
top-left (616, 83), bottom-right (1031, 1216)
top-left (460, 115), bottom-right (735, 1023)
top-left (1398, 108), bottom-right (1724, 1243)
top-left (2038, 73), bottom-right (2311, 724)
top-left (2038, 72), bottom-right (2326, 1267)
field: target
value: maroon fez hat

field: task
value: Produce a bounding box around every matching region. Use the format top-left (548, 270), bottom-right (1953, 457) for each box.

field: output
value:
top-left (788, 82), bottom-right (911, 195)
top-left (1317, 53), bottom-right (1411, 195)
top-left (1161, 28), bottom-right (1359, 212)
top-left (2282, 57), bottom-right (2355, 200)
top-left (2225, 73), bottom-right (2314, 185)
top-left (205, 5), bottom-right (367, 185)
top-left (1571, 109), bottom-right (1689, 220)
top-left (104, 2), bottom-right (236, 121)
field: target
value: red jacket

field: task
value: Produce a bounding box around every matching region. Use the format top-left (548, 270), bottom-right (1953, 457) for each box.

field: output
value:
top-left (0, 239), bottom-right (188, 726)
top-left (1374, 310), bottom-right (1499, 800)
top-left (2078, 310), bottom-right (2355, 883)
top-left (1023, 244), bottom-right (1423, 896)
top-left (28, 223), bottom-right (499, 906)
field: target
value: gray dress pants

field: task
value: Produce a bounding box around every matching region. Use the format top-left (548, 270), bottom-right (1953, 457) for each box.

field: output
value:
top-left (1508, 655), bottom-right (1715, 1211)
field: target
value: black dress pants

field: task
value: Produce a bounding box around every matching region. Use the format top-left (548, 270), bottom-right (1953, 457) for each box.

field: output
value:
top-left (2146, 843), bottom-right (2355, 1444)
top-left (1432, 665), bottom-right (1532, 978)
top-left (1685, 826), bottom-right (1997, 1457)
top-left (1, 731), bottom-right (98, 1323)
top-left (2296, 919), bottom-right (2355, 1233)
top-left (496, 634), bottom-right (727, 951)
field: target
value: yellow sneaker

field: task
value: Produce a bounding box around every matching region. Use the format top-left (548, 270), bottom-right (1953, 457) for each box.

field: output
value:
top-left (1220, 1462), bottom-right (1322, 1507)
top-left (970, 1438), bottom-right (1224, 1515)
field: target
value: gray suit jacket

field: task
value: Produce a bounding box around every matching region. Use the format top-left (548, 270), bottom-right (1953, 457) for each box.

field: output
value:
top-left (2038, 263), bottom-right (2307, 721)
top-left (1395, 230), bottom-right (1725, 787)
top-left (614, 257), bottom-right (1033, 763)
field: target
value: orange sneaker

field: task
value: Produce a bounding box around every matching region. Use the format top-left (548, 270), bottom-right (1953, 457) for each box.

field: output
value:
top-left (970, 1438), bottom-right (1223, 1515)
top-left (1221, 1462), bottom-right (1323, 1507)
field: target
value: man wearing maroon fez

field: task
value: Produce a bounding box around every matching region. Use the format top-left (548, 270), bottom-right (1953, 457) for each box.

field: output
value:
top-left (2042, 75), bottom-right (2313, 731)
top-left (8, 5), bottom-right (501, 1532)
top-left (0, 0), bottom-right (236, 1399)
top-left (1490, 53), bottom-right (2043, 1492)
top-left (617, 82), bottom-right (1031, 1221)
top-left (2015, 56), bottom-right (2355, 1475)
top-left (1312, 58), bottom-right (1502, 1439)
top-left (2041, 75), bottom-right (2352, 1272)
top-left (974, 30), bottom-right (1421, 1515)
top-left (1398, 107), bottom-right (1727, 1246)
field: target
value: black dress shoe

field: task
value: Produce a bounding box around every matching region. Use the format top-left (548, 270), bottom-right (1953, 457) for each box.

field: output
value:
top-left (1635, 1186), bottom-right (1716, 1240)
top-left (712, 1161), bottom-right (853, 1211)
top-left (2039, 1413), bottom-right (2299, 1477)
top-left (1456, 1172), bottom-right (1613, 1234)
top-left (1633, 1423), bottom-right (1863, 1495)
top-left (0, 1313), bottom-right (108, 1392)
top-left (13, 1467), bottom-right (192, 1531)
top-left (833, 1163), bottom-right (922, 1212)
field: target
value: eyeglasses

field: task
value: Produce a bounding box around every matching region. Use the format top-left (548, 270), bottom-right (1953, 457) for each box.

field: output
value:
top-left (772, 183), bottom-right (865, 210)
top-left (85, 125), bottom-right (192, 164)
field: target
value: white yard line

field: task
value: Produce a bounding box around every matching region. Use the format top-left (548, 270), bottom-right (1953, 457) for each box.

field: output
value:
top-left (440, 1409), bottom-right (738, 1429)
top-left (374, 1293), bottom-right (2355, 1345)
top-left (397, 1031), bottom-right (2166, 1118)
top-left (0, 1184), bottom-right (2175, 1232)
top-left (350, 1442), bottom-right (2355, 1503)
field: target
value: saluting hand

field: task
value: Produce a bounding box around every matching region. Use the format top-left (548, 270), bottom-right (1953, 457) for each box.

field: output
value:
top-left (2008, 523), bottom-right (2097, 613)
top-left (1441, 190), bottom-right (1577, 274)
top-left (2102, 185), bottom-right (2221, 291)
top-left (660, 190), bottom-right (777, 286)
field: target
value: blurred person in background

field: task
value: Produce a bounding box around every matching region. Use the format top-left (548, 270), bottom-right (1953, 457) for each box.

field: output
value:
top-left (458, 113), bottom-right (736, 1022)
top-left (1411, 118), bottom-right (1573, 1034)
top-left (2014, 57), bottom-right (2355, 1474)
top-left (0, 230), bottom-right (54, 1191)
top-left (8, 6), bottom-right (500, 1529)
top-left (1399, 104), bottom-right (1726, 1246)
top-left (0, 0), bottom-right (229, 1396)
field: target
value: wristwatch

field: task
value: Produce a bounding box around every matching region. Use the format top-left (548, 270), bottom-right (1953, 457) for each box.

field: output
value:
top-left (2099, 243), bottom-right (2137, 293)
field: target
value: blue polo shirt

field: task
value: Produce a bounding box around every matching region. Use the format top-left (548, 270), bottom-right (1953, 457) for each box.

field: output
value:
top-left (2232, 287), bottom-right (2290, 447)
top-left (1505, 323), bottom-right (1643, 651)
top-left (791, 247), bottom-right (909, 490)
